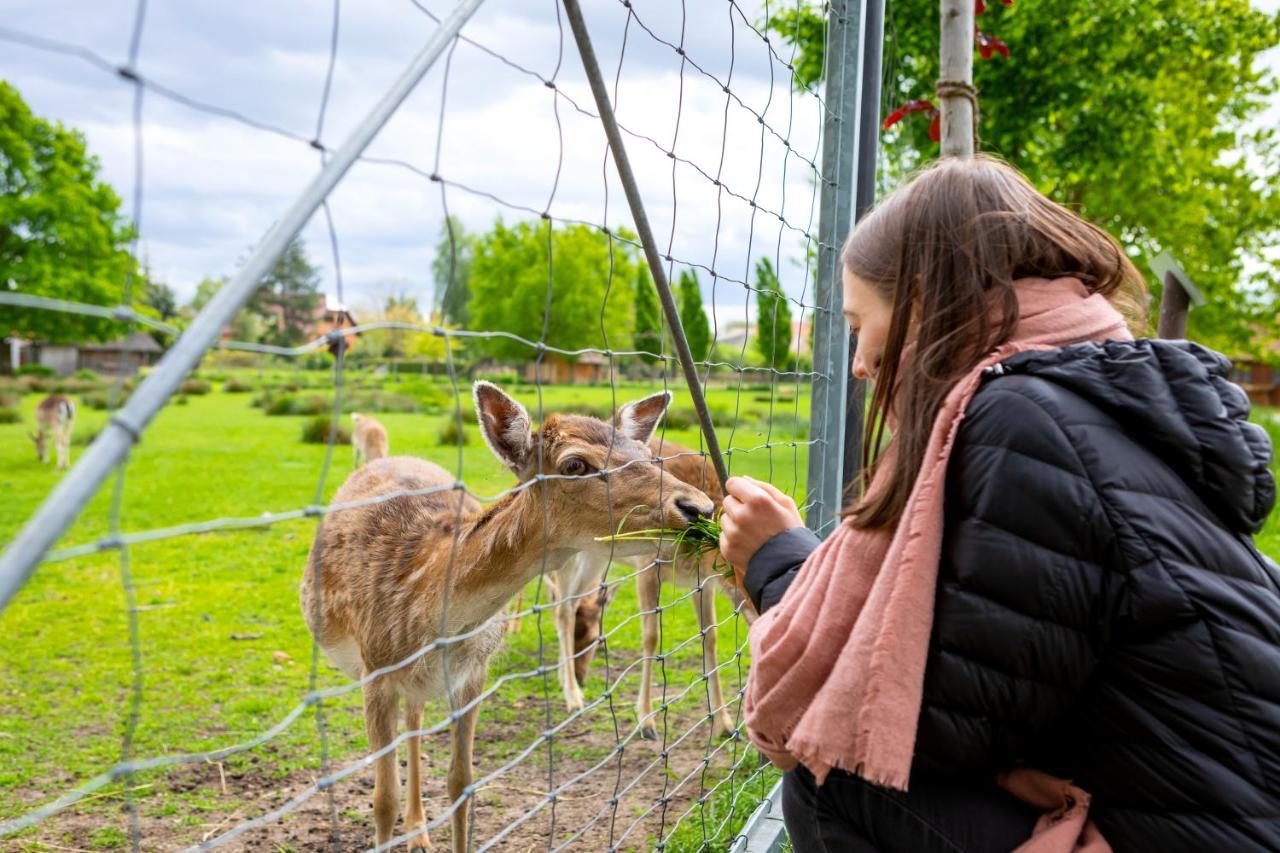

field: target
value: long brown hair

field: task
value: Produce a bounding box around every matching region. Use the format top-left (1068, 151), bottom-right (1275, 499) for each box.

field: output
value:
top-left (842, 154), bottom-right (1146, 530)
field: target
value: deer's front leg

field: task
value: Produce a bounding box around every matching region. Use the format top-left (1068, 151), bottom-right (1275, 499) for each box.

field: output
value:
top-left (363, 681), bottom-right (401, 849)
top-left (57, 433), bottom-right (70, 470)
top-left (447, 683), bottom-right (481, 853)
top-left (403, 699), bottom-right (432, 852)
top-left (635, 565), bottom-right (662, 740)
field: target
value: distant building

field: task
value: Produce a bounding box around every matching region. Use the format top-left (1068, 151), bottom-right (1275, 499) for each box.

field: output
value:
top-left (6, 332), bottom-right (162, 376)
top-left (521, 352), bottom-right (610, 385)
top-left (1231, 359), bottom-right (1280, 407)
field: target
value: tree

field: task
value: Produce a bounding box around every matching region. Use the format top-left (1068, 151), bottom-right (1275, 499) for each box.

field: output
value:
top-left (246, 238), bottom-right (322, 347)
top-left (0, 82), bottom-right (138, 343)
top-left (468, 219), bottom-right (638, 360)
top-left (767, 1), bottom-right (1280, 354)
top-left (755, 257), bottom-right (793, 366)
top-left (676, 269), bottom-right (712, 362)
top-left (432, 215), bottom-right (474, 328)
top-left (633, 265), bottom-right (664, 363)
top-left (363, 293), bottom-right (422, 359)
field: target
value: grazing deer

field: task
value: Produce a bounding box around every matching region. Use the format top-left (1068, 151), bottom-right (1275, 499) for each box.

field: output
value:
top-left (301, 382), bottom-right (713, 852)
top-left (351, 412), bottom-right (389, 467)
top-left (30, 394), bottom-right (76, 470)
top-left (550, 441), bottom-right (757, 740)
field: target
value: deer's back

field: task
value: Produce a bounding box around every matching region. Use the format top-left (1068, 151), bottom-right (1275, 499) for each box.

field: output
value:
top-left (302, 456), bottom-right (479, 653)
top-left (650, 440), bottom-right (723, 507)
top-left (354, 418), bottom-right (388, 458)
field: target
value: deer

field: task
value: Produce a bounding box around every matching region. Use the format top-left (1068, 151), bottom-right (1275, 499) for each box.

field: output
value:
top-left (351, 412), bottom-right (389, 467)
top-left (300, 382), bottom-right (714, 852)
top-left (549, 440), bottom-right (757, 741)
top-left (29, 393), bottom-right (76, 470)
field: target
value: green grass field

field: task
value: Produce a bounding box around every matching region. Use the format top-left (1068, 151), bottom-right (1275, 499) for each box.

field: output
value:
top-left (0, 370), bottom-right (810, 851)
top-left (1, 369), bottom-right (1275, 851)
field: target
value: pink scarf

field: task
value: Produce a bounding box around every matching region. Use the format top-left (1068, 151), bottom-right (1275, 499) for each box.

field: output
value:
top-left (744, 277), bottom-right (1129, 852)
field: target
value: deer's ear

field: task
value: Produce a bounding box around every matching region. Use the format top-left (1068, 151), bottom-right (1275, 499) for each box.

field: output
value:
top-left (614, 390), bottom-right (672, 444)
top-left (473, 381), bottom-right (532, 474)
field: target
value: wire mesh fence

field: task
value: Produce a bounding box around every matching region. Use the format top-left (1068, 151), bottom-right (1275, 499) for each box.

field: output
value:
top-left (0, 1), bottom-right (860, 849)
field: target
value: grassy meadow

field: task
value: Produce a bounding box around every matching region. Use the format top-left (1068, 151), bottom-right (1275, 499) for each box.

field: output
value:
top-left (0, 366), bottom-right (809, 851)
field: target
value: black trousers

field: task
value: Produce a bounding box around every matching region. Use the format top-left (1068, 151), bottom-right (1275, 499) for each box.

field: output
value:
top-left (781, 765), bottom-right (1039, 853)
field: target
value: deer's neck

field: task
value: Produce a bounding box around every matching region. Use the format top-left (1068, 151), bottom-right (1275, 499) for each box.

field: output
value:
top-left (419, 487), bottom-right (572, 622)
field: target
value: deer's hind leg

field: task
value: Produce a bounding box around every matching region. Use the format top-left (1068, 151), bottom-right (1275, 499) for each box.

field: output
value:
top-left (693, 577), bottom-right (734, 738)
top-left (635, 564), bottom-right (662, 740)
top-left (363, 679), bottom-right (403, 849)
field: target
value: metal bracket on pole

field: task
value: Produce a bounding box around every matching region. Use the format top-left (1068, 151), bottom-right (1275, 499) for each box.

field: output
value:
top-left (1149, 250), bottom-right (1204, 340)
top-left (561, 0), bottom-right (729, 491)
top-left (0, 0), bottom-right (487, 612)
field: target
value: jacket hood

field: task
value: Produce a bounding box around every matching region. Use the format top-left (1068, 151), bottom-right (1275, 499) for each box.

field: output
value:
top-left (1001, 340), bottom-right (1275, 534)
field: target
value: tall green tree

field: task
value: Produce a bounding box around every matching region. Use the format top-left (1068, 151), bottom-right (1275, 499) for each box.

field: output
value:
top-left (767, 1), bottom-right (1280, 354)
top-left (432, 215), bottom-right (474, 328)
top-left (755, 257), bottom-right (793, 366)
top-left (0, 82), bottom-right (138, 343)
top-left (468, 219), bottom-right (638, 360)
top-left (633, 265), bottom-right (664, 363)
top-left (247, 238), bottom-right (322, 347)
top-left (677, 269), bottom-right (712, 362)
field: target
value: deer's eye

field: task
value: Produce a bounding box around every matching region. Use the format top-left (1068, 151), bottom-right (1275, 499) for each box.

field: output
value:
top-left (559, 458), bottom-right (590, 477)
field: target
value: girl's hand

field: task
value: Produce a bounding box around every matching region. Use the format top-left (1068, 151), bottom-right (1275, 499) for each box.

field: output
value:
top-left (719, 476), bottom-right (804, 589)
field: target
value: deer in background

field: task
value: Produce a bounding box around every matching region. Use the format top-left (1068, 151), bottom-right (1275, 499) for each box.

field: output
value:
top-left (301, 382), bottom-right (713, 852)
top-left (351, 412), bottom-right (389, 467)
top-left (30, 393), bottom-right (76, 470)
top-left (550, 441), bottom-right (757, 740)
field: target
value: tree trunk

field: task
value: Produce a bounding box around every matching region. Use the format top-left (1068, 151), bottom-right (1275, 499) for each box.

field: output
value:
top-left (939, 0), bottom-right (975, 158)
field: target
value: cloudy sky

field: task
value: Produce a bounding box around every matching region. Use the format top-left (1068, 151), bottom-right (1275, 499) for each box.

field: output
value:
top-left (2, 0), bottom-right (828, 327)
top-left (2, 0), bottom-right (1277, 323)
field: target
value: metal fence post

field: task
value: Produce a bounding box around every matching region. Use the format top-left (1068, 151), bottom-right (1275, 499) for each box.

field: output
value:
top-left (806, 0), bottom-right (867, 537)
top-left (0, 0), bottom-right (486, 612)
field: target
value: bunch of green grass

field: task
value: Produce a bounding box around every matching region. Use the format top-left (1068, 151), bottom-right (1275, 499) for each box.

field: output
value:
top-left (593, 507), bottom-right (730, 577)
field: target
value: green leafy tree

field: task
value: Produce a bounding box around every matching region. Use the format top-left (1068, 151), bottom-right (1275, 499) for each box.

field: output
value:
top-left (0, 82), bottom-right (138, 343)
top-left (468, 219), bottom-right (638, 360)
top-left (767, 1), bottom-right (1280, 354)
top-left (755, 257), bottom-right (793, 366)
top-left (246, 238), bottom-right (322, 347)
top-left (432, 215), bottom-right (474, 328)
top-left (676, 269), bottom-right (712, 362)
top-left (633, 265), bottom-right (665, 363)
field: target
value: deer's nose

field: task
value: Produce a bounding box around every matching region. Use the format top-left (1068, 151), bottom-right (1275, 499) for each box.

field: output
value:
top-left (675, 497), bottom-right (714, 523)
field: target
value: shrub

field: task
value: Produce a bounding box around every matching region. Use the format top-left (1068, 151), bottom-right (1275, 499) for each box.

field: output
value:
top-left (16, 364), bottom-right (55, 377)
top-left (663, 407), bottom-right (697, 431)
top-left (555, 401), bottom-right (611, 421)
top-left (73, 368), bottom-right (99, 381)
top-left (0, 393), bottom-right (19, 409)
top-left (175, 395), bottom-right (190, 406)
top-left (282, 381), bottom-right (301, 393)
top-left (51, 378), bottom-right (101, 394)
top-left (437, 417), bottom-right (472, 446)
top-left (266, 394), bottom-right (330, 416)
top-left (22, 377), bottom-right (52, 393)
top-left (0, 408), bottom-right (20, 424)
top-left (448, 404), bottom-right (479, 425)
top-left (301, 416), bottom-right (350, 445)
top-left (342, 392), bottom-right (419, 414)
top-left (224, 378), bottom-right (254, 393)
top-left (179, 379), bottom-right (212, 395)
top-left (82, 392), bottom-right (111, 411)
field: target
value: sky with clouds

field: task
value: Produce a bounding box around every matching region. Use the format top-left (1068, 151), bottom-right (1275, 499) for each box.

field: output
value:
top-left (2, 0), bottom-right (1277, 322)
top-left (2, 0), bottom-right (828, 327)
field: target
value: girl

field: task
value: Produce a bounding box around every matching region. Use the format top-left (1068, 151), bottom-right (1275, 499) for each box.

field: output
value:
top-left (719, 155), bottom-right (1278, 852)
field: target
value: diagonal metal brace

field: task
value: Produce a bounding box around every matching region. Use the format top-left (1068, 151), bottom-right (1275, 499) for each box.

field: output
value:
top-left (561, 0), bottom-right (730, 492)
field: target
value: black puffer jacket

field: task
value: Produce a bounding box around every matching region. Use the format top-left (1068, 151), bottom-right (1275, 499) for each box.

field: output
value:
top-left (745, 340), bottom-right (1280, 851)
